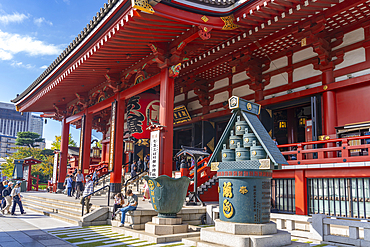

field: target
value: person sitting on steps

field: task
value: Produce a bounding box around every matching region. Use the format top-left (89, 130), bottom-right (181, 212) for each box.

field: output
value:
top-left (117, 189), bottom-right (138, 227)
top-left (112, 193), bottom-right (125, 219)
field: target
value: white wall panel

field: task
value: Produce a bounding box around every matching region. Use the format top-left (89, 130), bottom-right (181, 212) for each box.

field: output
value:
top-left (293, 47), bottom-right (316, 63)
top-left (232, 85), bottom-right (253, 97)
top-left (187, 100), bottom-right (202, 111)
top-left (174, 94), bottom-right (185, 103)
top-left (265, 73), bottom-right (288, 90)
top-left (212, 91), bottom-right (229, 105)
top-left (334, 48), bottom-right (366, 71)
top-left (233, 71), bottom-right (249, 84)
top-left (210, 78), bottom-right (229, 91)
top-left (293, 64), bottom-right (321, 82)
top-left (188, 90), bottom-right (197, 99)
top-left (333, 28), bottom-right (365, 50)
top-left (264, 56), bottom-right (288, 73)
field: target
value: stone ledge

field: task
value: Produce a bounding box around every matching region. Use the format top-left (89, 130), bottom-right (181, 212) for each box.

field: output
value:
top-left (112, 226), bottom-right (200, 243)
top-left (152, 216), bottom-right (182, 225)
top-left (145, 222), bottom-right (188, 235)
top-left (215, 219), bottom-right (277, 235)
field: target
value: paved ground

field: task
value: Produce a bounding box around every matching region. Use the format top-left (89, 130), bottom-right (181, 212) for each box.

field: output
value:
top-left (0, 209), bottom-right (74, 247)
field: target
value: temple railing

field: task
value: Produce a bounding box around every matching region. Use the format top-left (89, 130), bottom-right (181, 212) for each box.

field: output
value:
top-left (278, 136), bottom-right (370, 165)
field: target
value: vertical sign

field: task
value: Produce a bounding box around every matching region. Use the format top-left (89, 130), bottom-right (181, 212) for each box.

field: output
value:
top-left (52, 152), bottom-right (59, 183)
top-left (149, 130), bottom-right (160, 178)
top-left (78, 115), bottom-right (85, 170)
top-left (109, 100), bottom-right (117, 172)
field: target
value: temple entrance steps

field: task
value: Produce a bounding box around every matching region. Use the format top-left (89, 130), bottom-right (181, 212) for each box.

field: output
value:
top-left (122, 172), bottom-right (148, 195)
top-left (22, 192), bottom-right (110, 226)
top-left (93, 174), bottom-right (111, 196)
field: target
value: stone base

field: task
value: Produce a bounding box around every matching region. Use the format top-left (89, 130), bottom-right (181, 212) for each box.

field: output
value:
top-left (215, 219), bottom-right (277, 235)
top-left (152, 216), bottom-right (182, 225)
top-left (200, 227), bottom-right (291, 247)
top-left (145, 222), bottom-right (188, 235)
top-left (183, 237), bottom-right (310, 247)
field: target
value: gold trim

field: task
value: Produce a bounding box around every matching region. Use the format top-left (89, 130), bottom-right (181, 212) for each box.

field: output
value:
top-left (221, 15), bottom-right (239, 30)
top-left (131, 0), bottom-right (155, 14)
top-left (211, 162), bottom-right (219, 171)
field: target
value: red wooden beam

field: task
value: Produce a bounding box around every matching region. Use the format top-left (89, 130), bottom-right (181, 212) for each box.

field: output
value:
top-left (120, 73), bottom-right (161, 100)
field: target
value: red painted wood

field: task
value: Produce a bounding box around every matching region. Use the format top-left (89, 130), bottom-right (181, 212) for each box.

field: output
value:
top-left (82, 112), bottom-right (93, 176)
top-left (111, 96), bottom-right (125, 185)
top-left (305, 167), bottom-right (370, 178)
top-left (336, 83), bottom-right (370, 126)
top-left (120, 74), bottom-right (161, 100)
top-left (58, 118), bottom-right (70, 186)
top-left (272, 170), bottom-right (295, 179)
top-left (159, 68), bottom-right (174, 176)
top-left (295, 170), bottom-right (307, 215)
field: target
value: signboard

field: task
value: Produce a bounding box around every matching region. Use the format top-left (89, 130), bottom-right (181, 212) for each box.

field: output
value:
top-left (108, 100), bottom-right (117, 172)
top-left (149, 130), bottom-right (160, 178)
top-left (173, 105), bottom-right (191, 124)
top-left (78, 114), bottom-right (85, 171)
top-left (52, 153), bottom-right (59, 183)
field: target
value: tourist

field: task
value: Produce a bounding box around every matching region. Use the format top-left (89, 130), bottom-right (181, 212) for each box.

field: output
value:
top-left (75, 169), bottom-right (84, 199)
top-left (143, 155), bottom-right (149, 171)
top-left (112, 193), bottom-right (124, 218)
top-left (81, 175), bottom-right (94, 214)
top-left (118, 189), bottom-right (138, 227)
top-left (142, 180), bottom-right (150, 202)
top-left (92, 170), bottom-right (98, 185)
top-left (2, 181), bottom-right (12, 215)
top-left (11, 181), bottom-right (25, 215)
top-left (71, 176), bottom-right (76, 196)
top-left (0, 180), bottom-right (4, 209)
top-left (65, 175), bottom-right (73, 197)
top-left (137, 158), bottom-right (143, 173)
top-left (131, 161), bottom-right (137, 178)
top-left (273, 137), bottom-right (278, 146)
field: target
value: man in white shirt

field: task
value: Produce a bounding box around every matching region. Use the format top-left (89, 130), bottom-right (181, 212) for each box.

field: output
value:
top-left (75, 169), bottom-right (84, 199)
top-left (81, 175), bottom-right (94, 214)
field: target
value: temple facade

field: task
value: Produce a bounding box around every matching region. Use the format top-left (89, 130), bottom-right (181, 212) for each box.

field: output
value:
top-left (13, 0), bottom-right (370, 218)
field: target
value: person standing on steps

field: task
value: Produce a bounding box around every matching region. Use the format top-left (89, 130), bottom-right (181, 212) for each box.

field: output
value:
top-left (66, 175), bottom-right (73, 197)
top-left (75, 169), bottom-right (84, 199)
top-left (118, 189), bottom-right (138, 227)
top-left (2, 181), bottom-right (12, 215)
top-left (81, 175), bottom-right (94, 214)
top-left (131, 160), bottom-right (137, 179)
top-left (11, 181), bottom-right (25, 215)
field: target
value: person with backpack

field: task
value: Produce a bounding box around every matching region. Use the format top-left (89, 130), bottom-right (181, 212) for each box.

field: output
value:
top-left (2, 181), bottom-right (12, 215)
top-left (11, 181), bottom-right (25, 215)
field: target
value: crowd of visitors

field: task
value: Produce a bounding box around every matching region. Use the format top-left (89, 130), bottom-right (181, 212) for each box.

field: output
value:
top-left (0, 180), bottom-right (26, 216)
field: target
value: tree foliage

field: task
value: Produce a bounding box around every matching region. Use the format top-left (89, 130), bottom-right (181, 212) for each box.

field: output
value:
top-left (15, 131), bottom-right (44, 148)
top-left (1, 147), bottom-right (54, 182)
top-left (51, 134), bottom-right (77, 150)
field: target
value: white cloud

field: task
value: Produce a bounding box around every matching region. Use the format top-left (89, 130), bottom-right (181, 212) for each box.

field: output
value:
top-left (40, 65), bottom-right (48, 69)
top-left (11, 61), bottom-right (34, 69)
top-left (34, 17), bottom-right (53, 27)
top-left (0, 30), bottom-right (62, 60)
top-left (63, 0), bottom-right (71, 4)
top-left (0, 13), bottom-right (28, 25)
top-left (0, 48), bottom-right (12, 60)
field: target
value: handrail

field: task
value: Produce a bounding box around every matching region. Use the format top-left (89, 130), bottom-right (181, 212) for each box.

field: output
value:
top-left (81, 184), bottom-right (110, 216)
top-left (93, 171), bottom-right (111, 186)
top-left (277, 135), bottom-right (370, 165)
top-left (123, 169), bottom-right (148, 197)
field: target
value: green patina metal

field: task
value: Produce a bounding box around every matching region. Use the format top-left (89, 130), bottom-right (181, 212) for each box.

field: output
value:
top-left (209, 96), bottom-right (288, 224)
top-left (143, 175), bottom-right (190, 218)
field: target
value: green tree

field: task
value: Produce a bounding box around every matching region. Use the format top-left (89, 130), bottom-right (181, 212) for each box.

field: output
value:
top-left (51, 134), bottom-right (77, 150)
top-left (15, 131), bottom-right (44, 148)
top-left (1, 147), bottom-right (54, 182)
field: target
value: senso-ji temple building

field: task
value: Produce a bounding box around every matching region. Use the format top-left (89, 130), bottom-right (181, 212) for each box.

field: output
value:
top-left (12, 0), bottom-right (370, 218)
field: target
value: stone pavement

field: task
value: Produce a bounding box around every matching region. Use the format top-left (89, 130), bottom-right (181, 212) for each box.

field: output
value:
top-left (0, 209), bottom-right (74, 247)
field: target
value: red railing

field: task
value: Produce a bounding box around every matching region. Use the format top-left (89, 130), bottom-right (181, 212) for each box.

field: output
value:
top-left (278, 135), bottom-right (370, 165)
top-left (89, 161), bottom-right (109, 176)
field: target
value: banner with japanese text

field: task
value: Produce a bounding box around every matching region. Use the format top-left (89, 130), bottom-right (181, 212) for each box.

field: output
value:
top-left (149, 130), bottom-right (160, 178)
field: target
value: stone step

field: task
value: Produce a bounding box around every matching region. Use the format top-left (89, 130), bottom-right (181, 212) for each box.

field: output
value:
top-left (23, 195), bottom-right (100, 213)
top-left (23, 200), bottom-right (82, 219)
top-left (23, 194), bottom-right (102, 209)
top-left (23, 204), bottom-right (81, 225)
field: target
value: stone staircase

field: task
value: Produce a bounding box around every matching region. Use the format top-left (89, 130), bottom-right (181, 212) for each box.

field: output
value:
top-left (22, 193), bottom-right (108, 226)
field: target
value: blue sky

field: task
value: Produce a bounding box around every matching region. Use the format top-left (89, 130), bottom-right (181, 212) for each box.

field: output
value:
top-left (0, 0), bottom-right (105, 147)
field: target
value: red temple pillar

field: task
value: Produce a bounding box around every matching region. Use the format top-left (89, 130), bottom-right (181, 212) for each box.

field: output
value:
top-left (159, 68), bottom-right (174, 177)
top-left (254, 89), bottom-right (264, 102)
top-left (322, 69), bottom-right (337, 136)
top-left (82, 112), bottom-right (92, 176)
top-left (58, 118), bottom-right (70, 190)
top-left (295, 169), bottom-right (308, 215)
top-left (110, 95), bottom-right (125, 194)
top-left (101, 133), bottom-right (107, 163)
